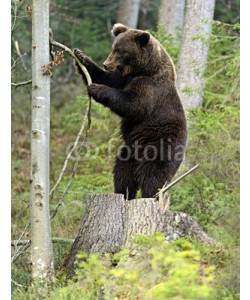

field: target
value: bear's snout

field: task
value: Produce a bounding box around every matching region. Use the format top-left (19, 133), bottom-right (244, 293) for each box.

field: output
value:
top-left (103, 63), bottom-right (108, 71)
top-left (103, 61), bottom-right (117, 72)
top-left (103, 59), bottom-right (112, 71)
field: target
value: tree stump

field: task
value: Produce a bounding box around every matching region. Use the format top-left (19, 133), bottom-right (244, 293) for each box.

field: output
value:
top-left (63, 193), bottom-right (216, 277)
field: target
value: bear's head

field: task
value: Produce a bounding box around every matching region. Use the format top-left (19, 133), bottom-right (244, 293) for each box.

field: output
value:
top-left (103, 23), bottom-right (176, 81)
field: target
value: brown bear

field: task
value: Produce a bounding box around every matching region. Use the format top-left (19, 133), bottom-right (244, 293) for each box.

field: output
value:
top-left (74, 23), bottom-right (187, 199)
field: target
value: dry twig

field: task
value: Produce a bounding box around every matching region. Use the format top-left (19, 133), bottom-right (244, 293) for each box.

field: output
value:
top-left (50, 114), bottom-right (90, 219)
top-left (11, 79), bottom-right (32, 88)
top-left (49, 30), bottom-right (92, 86)
top-left (11, 237), bottom-right (74, 246)
top-left (48, 30), bottom-right (92, 218)
top-left (156, 164), bottom-right (200, 197)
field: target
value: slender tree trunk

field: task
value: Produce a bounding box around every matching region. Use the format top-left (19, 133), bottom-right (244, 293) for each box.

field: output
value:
top-left (158, 0), bottom-right (185, 38)
top-left (177, 0), bottom-right (215, 110)
top-left (117, 0), bottom-right (141, 28)
top-left (63, 194), bottom-right (216, 277)
top-left (30, 0), bottom-right (54, 285)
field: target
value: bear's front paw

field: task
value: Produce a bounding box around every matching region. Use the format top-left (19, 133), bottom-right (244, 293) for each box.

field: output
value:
top-left (87, 84), bottom-right (109, 105)
top-left (73, 48), bottom-right (92, 66)
top-left (87, 83), bottom-right (103, 99)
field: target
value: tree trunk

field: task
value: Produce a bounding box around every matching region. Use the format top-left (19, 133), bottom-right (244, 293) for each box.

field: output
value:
top-left (64, 194), bottom-right (216, 277)
top-left (177, 0), bottom-right (215, 110)
top-left (117, 0), bottom-right (141, 28)
top-left (158, 0), bottom-right (185, 38)
top-left (30, 0), bottom-right (54, 285)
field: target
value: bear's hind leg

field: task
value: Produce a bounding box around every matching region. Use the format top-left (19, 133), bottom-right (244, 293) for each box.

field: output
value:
top-left (140, 176), bottom-right (166, 198)
top-left (137, 162), bottom-right (173, 198)
top-left (113, 157), bottom-right (138, 200)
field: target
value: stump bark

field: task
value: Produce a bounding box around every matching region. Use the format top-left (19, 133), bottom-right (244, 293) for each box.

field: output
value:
top-left (63, 193), bottom-right (216, 277)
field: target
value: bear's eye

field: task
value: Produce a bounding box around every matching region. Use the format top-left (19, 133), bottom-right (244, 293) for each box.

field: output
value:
top-left (115, 49), bottom-right (129, 56)
top-left (115, 49), bottom-right (123, 55)
top-left (122, 51), bottom-right (130, 57)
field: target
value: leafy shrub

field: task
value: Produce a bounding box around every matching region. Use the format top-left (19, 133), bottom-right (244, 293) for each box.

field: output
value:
top-left (171, 104), bottom-right (239, 231)
top-left (48, 234), bottom-right (215, 300)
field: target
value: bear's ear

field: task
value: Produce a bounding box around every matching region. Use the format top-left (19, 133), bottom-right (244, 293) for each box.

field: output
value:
top-left (112, 23), bottom-right (129, 37)
top-left (135, 31), bottom-right (150, 47)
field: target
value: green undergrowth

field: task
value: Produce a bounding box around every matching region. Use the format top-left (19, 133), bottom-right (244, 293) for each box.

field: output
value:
top-left (13, 234), bottom-right (217, 300)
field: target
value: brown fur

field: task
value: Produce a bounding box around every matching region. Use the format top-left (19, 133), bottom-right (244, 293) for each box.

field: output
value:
top-left (74, 24), bottom-right (187, 199)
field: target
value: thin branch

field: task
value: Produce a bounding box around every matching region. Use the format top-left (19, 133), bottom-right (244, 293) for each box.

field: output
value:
top-left (11, 54), bottom-right (26, 71)
top-left (11, 222), bottom-right (31, 262)
top-left (11, 240), bottom-right (30, 246)
top-left (14, 39), bottom-right (28, 72)
top-left (50, 163), bottom-right (79, 220)
top-left (11, 242), bottom-right (30, 263)
top-left (11, 79), bottom-right (32, 87)
top-left (51, 237), bottom-right (74, 244)
top-left (155, 164), bottom-right (200, 197)
top-left (50, 113), bottom-right (86, 198)
top-left (49, 29), bottom-right (92, 86)
top-left (50, 102), bottom-right (90, 219)
top-left (14, 222), bottom-right (30, 247)
top-left (11, 279), bottom-right (23, 288)
top-left (212, 34), bottom-right (239, 40)
top-left (11, 237), bottom-right (74, 246)
top-left (208, 54), bottom-right (234, 65)
top-left (49, 31), bottom-right (92, 203)
top-left (205, 65), bottom-right (228, 81)
top-left (11, 236), bottom-right (74, 262)
top-left (11, 1), bottom-right (18, 32)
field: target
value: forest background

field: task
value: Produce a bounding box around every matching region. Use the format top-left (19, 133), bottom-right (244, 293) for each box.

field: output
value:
top-left (6, 0), bottom-right (243, 299)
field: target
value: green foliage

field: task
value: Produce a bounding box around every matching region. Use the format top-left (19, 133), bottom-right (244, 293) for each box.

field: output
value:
top-left (149, 24), bottom-right (180, 64)
top-left (11, 259), bottom-right (31, 293)
top-left (171, 22), bottom-right (239, 233)
top-left (50, 0), bottom-right (119, 64)
top-left (47, 234), bottom-right (215, 300)
top-left (204, 21), bottom-right (240, 108)
top-left (171, 105), bottom-right (239, 230)
top-left (214, 0), bottom-right (240, 24)
top-left (170, 21), bottom-right (240, 299)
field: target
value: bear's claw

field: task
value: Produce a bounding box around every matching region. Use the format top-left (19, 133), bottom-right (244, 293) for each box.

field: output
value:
top-left (73, 48), bottom-right (92, 67)
top-left (73, 48), bottom-right (85, 59)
